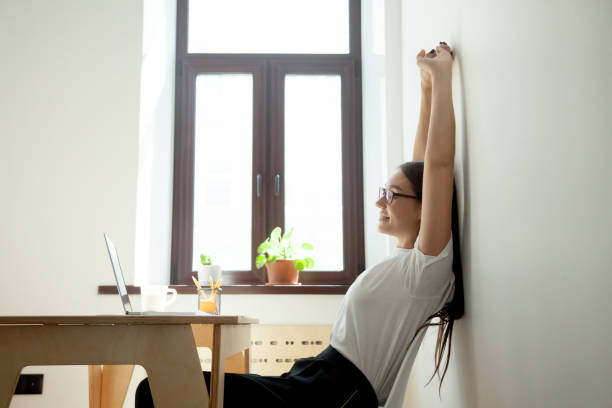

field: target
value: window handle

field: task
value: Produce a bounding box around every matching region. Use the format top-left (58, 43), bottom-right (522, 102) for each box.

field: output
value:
top-left (256, 174), bottom-right (262, 197)
top-left (274, 174), bottom-right (281, 196)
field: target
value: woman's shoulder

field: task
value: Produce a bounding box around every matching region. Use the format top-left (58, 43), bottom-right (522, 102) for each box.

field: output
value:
top-left (392, 235), bottom-right (453, 266)
top-left (387, 235), bottom-right (454, 298)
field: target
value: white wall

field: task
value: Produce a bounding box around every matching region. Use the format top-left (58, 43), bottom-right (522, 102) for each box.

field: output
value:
top-left (401, 0), bottom-right (612, 407)
top-left (0, 0), bottom-right (142, 316)
top-left (0, 1), bottom-right (394, 406)
top-left (0, 1), bottom-right (143, 406)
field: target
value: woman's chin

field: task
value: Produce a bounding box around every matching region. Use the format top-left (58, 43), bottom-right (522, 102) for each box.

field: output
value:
top-left (377, 222), bottom-right (390, 233)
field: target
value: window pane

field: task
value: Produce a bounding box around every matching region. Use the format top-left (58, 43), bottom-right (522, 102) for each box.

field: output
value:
top-left (188, 0), bottom-right (349, 54)
top-left (284, 75), bottom-right (343, 271)
top-left (193, 74), bottom-right (253, 271)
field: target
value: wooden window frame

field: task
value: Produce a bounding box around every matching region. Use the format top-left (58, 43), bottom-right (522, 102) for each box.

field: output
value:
top-left (170, 0), bottom-right (364, 293)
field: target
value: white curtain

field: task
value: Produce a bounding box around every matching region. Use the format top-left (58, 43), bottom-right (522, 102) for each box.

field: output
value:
top-left (362, 0), bottom-right (404, 261)
top-left (134, 0), bottom-right (176, 285)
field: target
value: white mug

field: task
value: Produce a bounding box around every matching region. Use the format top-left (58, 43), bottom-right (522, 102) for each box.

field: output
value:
top-left (140, 285), bottom-right (177, 312)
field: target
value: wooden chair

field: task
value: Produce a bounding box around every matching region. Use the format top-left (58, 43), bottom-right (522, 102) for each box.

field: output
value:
top-left (88, 324), bottom-right (249, 408)
top-left (249, 325), bottom-right (332, 375)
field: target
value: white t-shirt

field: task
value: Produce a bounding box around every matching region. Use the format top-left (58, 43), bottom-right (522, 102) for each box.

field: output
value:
top-left (330, 234), bottom-right (455, 405)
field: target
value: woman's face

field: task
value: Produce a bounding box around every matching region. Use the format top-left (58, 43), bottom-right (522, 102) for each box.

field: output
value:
top-left (376, 170), bottom-right (421, 238)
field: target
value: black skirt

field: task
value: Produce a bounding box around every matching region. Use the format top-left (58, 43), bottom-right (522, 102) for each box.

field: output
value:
top-left (135, 345), bottom-right (378, 408)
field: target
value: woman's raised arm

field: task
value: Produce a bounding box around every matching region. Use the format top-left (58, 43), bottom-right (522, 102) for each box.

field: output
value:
top-left (413, 49), bottom-right (434, 162)
top-left (416, 44), bottom-right (456, 257)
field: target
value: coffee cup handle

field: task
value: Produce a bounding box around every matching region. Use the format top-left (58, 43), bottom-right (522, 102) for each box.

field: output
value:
top-left (166, 288), bottom-right (177, 306)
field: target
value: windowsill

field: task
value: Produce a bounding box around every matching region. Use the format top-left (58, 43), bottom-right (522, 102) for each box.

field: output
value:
top-left (98, 284), bottom-right (349, 295)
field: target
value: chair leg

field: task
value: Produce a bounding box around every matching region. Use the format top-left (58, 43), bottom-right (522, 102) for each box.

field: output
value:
top-left (100, 365), bottom-right (135, 408)
top-left (88, 365), bottom-right (102, 408)
top-left (225, 351), bottom-right (247, 374)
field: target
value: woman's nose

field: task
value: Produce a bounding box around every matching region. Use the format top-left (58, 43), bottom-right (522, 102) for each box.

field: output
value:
top-left (376, 197), bottom-right (386, 208)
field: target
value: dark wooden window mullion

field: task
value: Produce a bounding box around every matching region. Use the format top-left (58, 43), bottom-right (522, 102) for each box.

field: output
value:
top-left (175, 0), bottom-right (188, 58)
top-left (347, 0), bottom-right (365, 285)
top-left (342, 61), bottom-right (365, 285)
top-left (267, 60), bottom-right (284, 264)
top-left (348, 0), bottom-right (365, 281)
top-left (349, 0), bottom-right (361, 59)
top-left (170, 0), bottom-right (189, 284)
top-left (252, 59), bottom-right (269, 284)
top-left (171, 62), bottom-right (197, 285)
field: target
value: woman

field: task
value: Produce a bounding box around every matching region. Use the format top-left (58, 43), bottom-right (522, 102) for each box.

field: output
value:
top-left (135, 42), bottom-right (463, 408)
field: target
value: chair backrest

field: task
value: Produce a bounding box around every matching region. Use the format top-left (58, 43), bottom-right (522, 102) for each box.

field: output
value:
top-left (249, 325), bottom-right (332, 375)
top-left (247, 324), bottom-right (428, 408)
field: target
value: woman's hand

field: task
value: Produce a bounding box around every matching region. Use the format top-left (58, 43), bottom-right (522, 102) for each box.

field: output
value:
top-left (417, 43), bottom-right (455, 84)
top-left (417, 48), bottom-right (436, 89)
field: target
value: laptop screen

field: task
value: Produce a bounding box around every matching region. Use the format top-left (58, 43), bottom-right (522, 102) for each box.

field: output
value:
top-left (104, 233), bottom-right (133, 313)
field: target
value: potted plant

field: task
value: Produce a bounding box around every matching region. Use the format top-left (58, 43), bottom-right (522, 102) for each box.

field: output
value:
top-left (255, 226), bottom-right (314, 285)
top-left (197, 254), bottom-right (222, 287)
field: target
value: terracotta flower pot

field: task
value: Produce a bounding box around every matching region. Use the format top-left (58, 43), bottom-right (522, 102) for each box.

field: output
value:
top-left (266, 260), bottom-right (299, 284)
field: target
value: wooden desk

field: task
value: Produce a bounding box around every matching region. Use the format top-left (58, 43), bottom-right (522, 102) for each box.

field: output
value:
top-left (0, 315), bottom-right (258, 408)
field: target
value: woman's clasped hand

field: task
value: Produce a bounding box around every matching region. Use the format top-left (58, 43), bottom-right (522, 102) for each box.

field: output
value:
top-left (417, 42), bottom-right (455, 88)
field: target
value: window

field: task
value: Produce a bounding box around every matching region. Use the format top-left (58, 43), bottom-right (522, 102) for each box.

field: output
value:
top-left (170, 0), bottom-right (364, 292)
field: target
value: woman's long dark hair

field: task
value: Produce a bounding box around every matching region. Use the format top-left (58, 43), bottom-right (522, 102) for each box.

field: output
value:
top-left (399, 161), bottom-right (464, 399)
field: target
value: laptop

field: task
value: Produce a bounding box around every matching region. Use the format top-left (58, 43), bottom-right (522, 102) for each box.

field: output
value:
top-left (104, 232), bottom-right (214, 316)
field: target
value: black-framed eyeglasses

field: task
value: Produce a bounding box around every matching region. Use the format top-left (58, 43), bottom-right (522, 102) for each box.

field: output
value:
top-left (378, 187), bottom-right (418, 204)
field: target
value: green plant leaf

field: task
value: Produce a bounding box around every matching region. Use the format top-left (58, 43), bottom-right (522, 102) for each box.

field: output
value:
top-left (255, 254), bottom-right (266, 264)
top-left (257, 242), bottom-right (271, 254)
top-left (268, 256), bottom-right (279, 264)
top-left (294, 259), bottom-right (305, 271)
top-left (301, 242), bottom-right (313, 250)
top-left (284, 226), bottom-right (294, 240)
top-left (200, 254), bottom-right (212, 265)
top-left (304, 257), bottom-right (314, 269)
top-left (267, 245), bottom-right (281, 257)
top-left (270, 227), bottom-right (282, 242)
